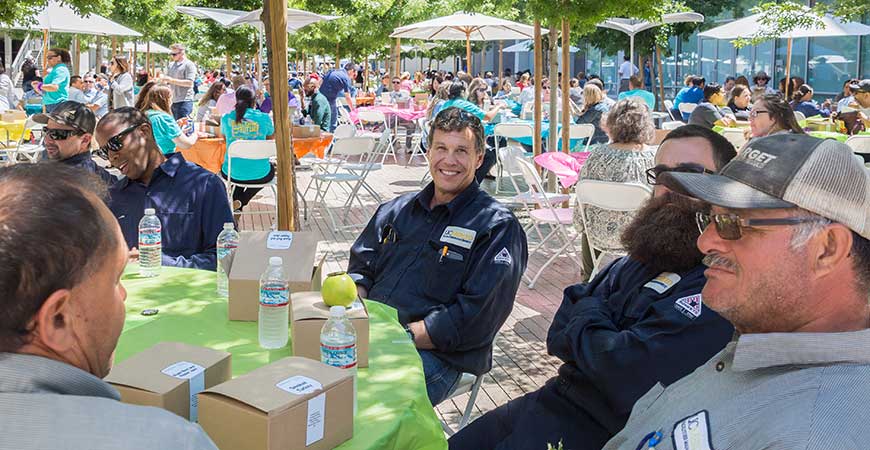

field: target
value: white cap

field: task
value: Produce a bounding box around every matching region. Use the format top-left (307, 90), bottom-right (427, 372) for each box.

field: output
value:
top-left (269, 256), bottom-right (283, 266)
top-left (144, 208), bottom-right (156, 215)
top-left (223, 222), bottom-right (234, 229)
top-left (329, 305), bottom-right (346, 317)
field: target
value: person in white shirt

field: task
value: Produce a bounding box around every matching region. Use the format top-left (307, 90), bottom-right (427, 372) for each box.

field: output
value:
top-left (0, 65), bottom-right (16, 111)
top-left (618, 55), bottom-right (638, 93)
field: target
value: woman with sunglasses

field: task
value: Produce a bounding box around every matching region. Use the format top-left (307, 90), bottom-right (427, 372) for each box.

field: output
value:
top-left (219, 86), bottom-right (275, 211)
top-left (440, 81), bottom-right (504, 122)
top-left (746, 94), bottom-right (805, 142)
top-left (109, 55), bottom-right (134, 109)
top-left (790, 84), bottom-right (831, 118)
top-left (196, 82), bottom-right (225, 123)
top-left (32, 48), bottom-right (71, 113)
top-left (137, 84), bottom-right (197, 154)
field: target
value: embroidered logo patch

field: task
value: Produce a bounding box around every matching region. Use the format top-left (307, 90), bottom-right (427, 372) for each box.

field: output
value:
top-left (675, 294), bottom-right (703, 319)
top-left (493, 247), bottom-right (512, 265)
top-left (643, 272), bottom-right (682, 294)
top-left (672, 410), bottom-right (713, 450)
top-left (440, 226), bottom-right (477, 249)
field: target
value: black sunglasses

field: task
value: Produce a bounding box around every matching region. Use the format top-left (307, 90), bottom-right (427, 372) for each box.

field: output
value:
top-left (44, 127), bottom-right (85, 141)
top-left (696, 212), bottom-right (828, 241)
top-left (169, 52), bottom-right (180, 56)
top-left (645, 163), bottom-right (714, 185)
top-left (96, 124), bottom-right (142, 157)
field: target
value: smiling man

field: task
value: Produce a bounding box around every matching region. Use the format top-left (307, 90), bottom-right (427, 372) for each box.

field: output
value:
top-left (95, 107), bottom-right (233, 271)
top-left (603, 133), bottom-right (870, 450)
top-left (34, 101), bottom-right (115, 185)
top-left (348, 107), bottom-right (528, 406)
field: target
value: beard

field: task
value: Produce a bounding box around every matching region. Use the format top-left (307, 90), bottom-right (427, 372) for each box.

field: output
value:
top-left (620, 191), bottom-right (707, 274)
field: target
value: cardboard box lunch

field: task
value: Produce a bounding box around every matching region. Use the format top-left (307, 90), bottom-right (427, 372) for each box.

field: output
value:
top-left (198, 356), bottom-right (354, 450)
top-left (1, 110), bottom-right (26, 122)
top-left (292, 123), bottom-right (322, 138)
top-left (291, 291), bottom-right (370, 368)
top-left (104, 342), bottom-right (232, 422)
top-left (224, 231), bottom-right (323, 321)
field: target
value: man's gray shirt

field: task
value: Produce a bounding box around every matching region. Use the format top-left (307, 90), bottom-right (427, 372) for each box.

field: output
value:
top-left (168, 58), bottom-right (197, 103)
top-left (0, 352), bottom-right (217, 450)
top-left (603, 329), bottom-right (870, 450)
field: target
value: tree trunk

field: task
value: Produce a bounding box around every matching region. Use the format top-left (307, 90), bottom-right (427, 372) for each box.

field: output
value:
top-left (656, 45), bottom-right (666, 112)
top-left (534, 21), bottom-right (543, 161)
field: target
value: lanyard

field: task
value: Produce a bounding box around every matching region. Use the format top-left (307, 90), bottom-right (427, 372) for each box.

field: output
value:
top-left (634, 430), bottom-right (663, 450)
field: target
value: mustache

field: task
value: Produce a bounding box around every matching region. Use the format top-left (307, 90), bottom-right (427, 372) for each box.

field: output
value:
top-left (702, 253), bottom-right (738, 272)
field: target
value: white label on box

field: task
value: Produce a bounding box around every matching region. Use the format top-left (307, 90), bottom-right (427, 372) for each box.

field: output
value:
top-left (161, 361), bottom-right (206, 422)
top-left (306, 393), bottom-right (326, 446)
top-left (276, 375), bottom-right (323, 396)
top-left (267, 231), bottom-right (294, 249)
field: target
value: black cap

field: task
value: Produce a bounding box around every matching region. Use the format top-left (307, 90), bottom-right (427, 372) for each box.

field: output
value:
top-left (848, 79), bottom-right (870, 94)
top-left (32, 101), bottom-right (96, 134)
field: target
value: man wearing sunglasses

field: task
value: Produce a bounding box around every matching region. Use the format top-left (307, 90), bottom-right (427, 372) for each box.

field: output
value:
top-left (95, 107), bottom-right (233, 271)
top-left (70, 75), bottom-right (108, 119)
top-left (159, 43), bottom-right (198, 120)
top-left (603, 133), bottom-right (870, 450)
top-left (449, 125), bottom-right (737, 450)
top-left (34, 101), bottom-right (114, 185)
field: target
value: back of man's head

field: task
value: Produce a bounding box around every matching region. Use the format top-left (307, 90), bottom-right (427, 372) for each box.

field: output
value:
top-left (343, 62), bottom-right (357, 72)
top-left (629, 75), bottom-right (642, 89)
top-left (691, 76), bottom-right (704, 87)
top-left (0, 164), bottom-right (120, 357)
top-left (588, 78), bottom-right (605, 91)
top-left (661, 124), bottom-right (736, 170)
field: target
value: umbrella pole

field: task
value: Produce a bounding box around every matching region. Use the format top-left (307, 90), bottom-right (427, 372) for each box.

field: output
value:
top-left (630, 34), bottom-right (634, 72)
top-left (656, 44), bottom-right (665, 112)
top-left (42, 29), bottom-right (48, 73)
top-left (147, 42), bottom-right (151, 78)
top-left (132, 41), bottom-right (137, 76)
top-left (258, 31), bottom-right (264, 87)
top-left (533, 20), bottom-right (543, 160)
top-left (785, 38), bottom-right (793, 100)
top-left (561, 19), bottom-right (570, 154)
top-left (465, 33), bottom-right (471, 73)
top-left (498, 40), bottom-right (503, 89)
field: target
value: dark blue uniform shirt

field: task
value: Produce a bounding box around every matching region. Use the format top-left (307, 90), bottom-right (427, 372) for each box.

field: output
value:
top-left (60, 152), bottom-right (116, 185)
top-left (349, 181), bottom-right (528, 375)
top-left (108, 152), bottom-right (233, 271)
top-left (318, 69), bottom-right (353, 101)
top-left (546, 257), bottom-right (734, 435)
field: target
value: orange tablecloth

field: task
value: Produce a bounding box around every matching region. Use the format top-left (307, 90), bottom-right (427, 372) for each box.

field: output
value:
top-left (179, 134), bottom-right (334, 174)
top-left (356, 96), bottom-right (375, 107)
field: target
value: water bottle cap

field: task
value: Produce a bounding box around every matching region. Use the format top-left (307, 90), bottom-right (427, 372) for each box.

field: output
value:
top-left (223, 222), bottom-right (234, 229)
top-left (329, 305), bottom-right (345, 317)
top-left (144, 208), bottom-right (155, 215)
top-left (269, 256), bottom-right (283, 266)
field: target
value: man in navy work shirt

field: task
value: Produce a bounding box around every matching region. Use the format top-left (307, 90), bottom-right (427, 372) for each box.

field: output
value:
top-left (448, 125), bottom-right (737, 450)
top-left (95, 107), bottom-right (233, 271)
top-left (35, 101), bottom-right (115, 185)
top-left (349, 107), bottom-right (528, 406)
top-left (319, 62), bottom-right (357, 132)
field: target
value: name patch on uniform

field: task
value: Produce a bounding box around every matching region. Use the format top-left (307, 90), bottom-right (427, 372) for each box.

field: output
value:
top-left (493, 247), bottom-right (512, 266)
top-left (440, 226), bottom-right (477, 249)
top-left (675, 294), bottom-right (703, 319)
top-left (672, 410), bottom-right (713, 450)
top-left (643, 272), bottom-right (682, 294)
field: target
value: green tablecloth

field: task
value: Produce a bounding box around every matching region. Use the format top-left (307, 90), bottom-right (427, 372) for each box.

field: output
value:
top-left (714, 126), bottom-right (862, 143)
top-left (116, 266), bottom-right (447, 450)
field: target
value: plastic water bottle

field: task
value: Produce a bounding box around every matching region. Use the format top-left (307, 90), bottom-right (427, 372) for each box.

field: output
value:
top-left (138, 208), bottom-right (162, 278)
top-left (258, 257), bottom-right (289, 349)
top-left (216, 222), bottom-right (240, 297)
top-left (321, 306), bottom-right (357, 413)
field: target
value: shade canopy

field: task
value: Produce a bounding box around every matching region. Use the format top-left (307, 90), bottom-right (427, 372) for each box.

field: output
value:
top-left (177, 6), bottom-right (337, 33)
top-left (597, 12), bottom-right (703, 64)
top-left (503, 39), bottom-right (578, 53)
top-left (11, 1), bottom-right (142, 36)
top-left (175, 6), bottom-right (246, 27)
top-left (390, 11), bottom-right (545, 41)
top-left (698, 13), bottom-right (870, 40)
top-left (123, 41), bottom-right (172, 54)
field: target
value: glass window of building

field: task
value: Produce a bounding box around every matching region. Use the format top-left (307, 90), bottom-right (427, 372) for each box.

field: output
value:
top-left (680, 32), bottom-right (699, 77)
top-left (717, 40), bottom-right (734, 82)
top-left (808, 36), bottom-right (858, 94)
top-left (754, 41), bottom-right (774, 76)
top-left (774, 37), bottom-right (808, 88)
top-left (701, 38), bottom-right (716, 81)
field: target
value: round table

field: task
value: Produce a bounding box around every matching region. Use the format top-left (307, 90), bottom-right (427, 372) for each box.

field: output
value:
top-left (117, 266), bottom-right (447, 450)
top-left (180, 134), bottom-right (334, 174)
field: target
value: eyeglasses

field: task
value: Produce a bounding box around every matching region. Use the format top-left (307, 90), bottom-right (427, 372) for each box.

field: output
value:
top-left (170, 52), bottom-right (180, 56)
top-left (84, 80), bottom-right (95, 83)
top-left (644, 163), bottom-right (714, 185)
top-left (96, 124), bottom-right (142, 157)
top-left (749, 109), bottom-right (769, 118)
top-left (476, 88), bottom-right (488, 93)
top-left (44, 127), bottom-right (85, 141)
top-left (696, 212), bottom-right (827, 240)
top-left (392, 81), bottom-right (401, 84)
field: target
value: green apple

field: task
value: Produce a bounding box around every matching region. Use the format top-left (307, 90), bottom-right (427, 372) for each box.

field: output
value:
top-left (322, 271), bottom-right (358, 307)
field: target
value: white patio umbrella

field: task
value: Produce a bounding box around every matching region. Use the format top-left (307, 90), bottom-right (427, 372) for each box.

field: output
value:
top-left (699, 13), bottom-right (870, 97)
top-left (390, 11), bottom-right (546, 72)
top-left (122, 41), bottom-right (172, 54)
top-left (11, 0), bottom-right (142, 36)
top-left (597, 12), bottom-right (704, 65)
top-left (503, 39), bottom-right (578, 53)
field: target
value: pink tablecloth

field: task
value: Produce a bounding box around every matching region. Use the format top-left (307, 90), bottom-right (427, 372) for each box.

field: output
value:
top-left (351, 105), bottom-right (427, 123)
top-left (534, 152), bottom-right (591, 189)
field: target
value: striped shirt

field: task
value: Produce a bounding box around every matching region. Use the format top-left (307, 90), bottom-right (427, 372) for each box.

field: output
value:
top-left (603, 329), bottom-right (870, 450)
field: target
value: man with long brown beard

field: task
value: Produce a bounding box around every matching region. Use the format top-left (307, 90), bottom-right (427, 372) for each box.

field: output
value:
top-left (448, 125), bottom-right (737, 450)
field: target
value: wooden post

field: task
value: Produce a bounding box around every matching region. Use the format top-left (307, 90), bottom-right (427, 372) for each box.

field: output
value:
top-left (42, 29), bottom-right (48, 72)
top-left (132, 41), bottom-right (137, 76)
top-left (72, 35), bottom-right (79, 75)
top-left (394, 38), bottom-right (401, 77)
top-left (560, 19), bottom-right (570, 154)
top-left (547, 22), bottom-right (558, 189)
top-left (465, 33), bottom-right (471, 73)
top-left (112, 37), bottom-right (117, 58)
top-left (95, 37), bottom-right (103, 74)
top-left (784, 37), bottom-right (793, 100)
top-left (146, 41), bottom-right (151, 77)
top-left (263, 0), bottom-right (298, 231)
top-left (656, 45), bottom-right (666, 112)
top-left (498, 40), bottom-right (503, 89)
top-left (533, 21), bottom-right (543, 158)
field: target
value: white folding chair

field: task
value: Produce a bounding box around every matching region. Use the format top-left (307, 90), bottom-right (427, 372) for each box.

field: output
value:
top-left (309, 136), bottom-right (378, 230)
top-left (661, 121), bottom-right (684, 130)
top-left (406, 117), bottom-right (428, 167)
top-left (520, 101), bottom-right (535, 120)
top-left (356, 110), bottom-right (398, 164)
top-left (337, 106), bottom-right (355, 127)
top-left (514, 157), bottom-right (580, 288)
top-left (568, 123), bottom-right (595, 152)
top-left (678, 102), bottom-right (696, 120)
top-left (1, 117), bottom-right (43, 164)
top-left (720, 128), bottom-right (747, 150)
top-left (493, 122), bottom-right (534, 194)
top-left (793, 111), bottom-right (806, 122)
top-left (440, 370), bottom-right (487, 436)
top-left (500, 148), bottom-right (570, 243)
top-left (340, 131), bottom-right (387, 204)
top-left (575, 179), bottom-right (653, 277)
top-left (225, 140), bottom-right (278, 222)
top-left (664, 99), bottom-right (678, 121)
top-left (846, 135), bottom-right (870, 168)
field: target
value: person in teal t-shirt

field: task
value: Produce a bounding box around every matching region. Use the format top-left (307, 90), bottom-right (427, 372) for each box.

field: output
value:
top-left (616, 75), bottom-right (655, 111)
top-left (138, 83), bottom-right (198, 154)
top-left (34, 48), bottom-right (71, 113)
top-left (220, 86), bottom-right (275, 210)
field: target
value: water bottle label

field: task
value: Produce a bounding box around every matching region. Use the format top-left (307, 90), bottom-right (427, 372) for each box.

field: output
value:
top-left (139, 228), bottom-right (162, 247)
top-left (217, 244), bottom-right (238, 260)
top-left (320, 342), bottom-right (357, 369)
top-left (260, 286), bottom-right (289, 306)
